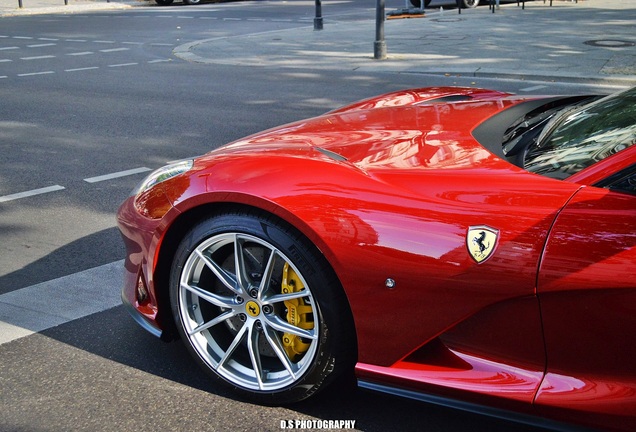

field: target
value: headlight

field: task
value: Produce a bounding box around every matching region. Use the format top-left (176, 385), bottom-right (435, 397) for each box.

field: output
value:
top-left (131, 159), bottom-right (194, 196)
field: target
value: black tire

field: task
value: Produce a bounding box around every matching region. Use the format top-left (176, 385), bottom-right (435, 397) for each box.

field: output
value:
top-left (169, 210), bottom-right (356, 404)
top-left (412, 0), bottom-right (478, 7)
top-left (154, 0), bottom-right (173, 5)
top-left (409, 0), bottom-right (432, 7)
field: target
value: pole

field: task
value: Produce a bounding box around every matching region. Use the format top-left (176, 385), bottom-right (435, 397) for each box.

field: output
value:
top-left (374, 0), bottom-right (387, 60)
top-left (314, 0), bottom-right (323, 31)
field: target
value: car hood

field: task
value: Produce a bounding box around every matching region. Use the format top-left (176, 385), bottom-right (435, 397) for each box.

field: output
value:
top-left (207, 88), bottom-right (533, 172)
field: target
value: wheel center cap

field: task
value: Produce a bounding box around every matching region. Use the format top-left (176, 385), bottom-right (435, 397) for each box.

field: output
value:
top-left (245, 300), bottom-right (260, 317)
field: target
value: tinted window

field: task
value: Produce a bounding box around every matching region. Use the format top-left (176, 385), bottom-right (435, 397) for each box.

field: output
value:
top-left (596, 164), bottom-right (636, 196)
top-left (524, 87), bottom-right (636, 179)
top-left (612, 173), bottom-right (636, 194)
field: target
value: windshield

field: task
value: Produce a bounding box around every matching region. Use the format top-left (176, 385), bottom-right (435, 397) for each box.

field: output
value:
top-left (524, 87), bottom-right (636, 179)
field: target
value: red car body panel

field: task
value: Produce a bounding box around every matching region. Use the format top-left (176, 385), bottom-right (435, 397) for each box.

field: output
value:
top-left (534, 184), bottom-right (636, 430)
top-left (117, 87), bottom-right (636, 431)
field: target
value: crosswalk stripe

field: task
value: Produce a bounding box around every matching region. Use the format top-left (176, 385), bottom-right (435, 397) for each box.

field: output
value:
top-left (0, 260), bottom-right (123, 346)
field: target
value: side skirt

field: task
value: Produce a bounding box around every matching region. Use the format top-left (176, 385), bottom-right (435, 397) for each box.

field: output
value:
top-left (357, 379), bottom-right (594, 432)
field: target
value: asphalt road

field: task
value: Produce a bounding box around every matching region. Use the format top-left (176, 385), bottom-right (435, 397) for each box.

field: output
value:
top-left (0, 1), bottom-right (613, 431)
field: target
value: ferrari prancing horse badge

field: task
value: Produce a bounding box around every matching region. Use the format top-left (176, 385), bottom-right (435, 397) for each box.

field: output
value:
top-left (467, 226), bottom-right (499, 264)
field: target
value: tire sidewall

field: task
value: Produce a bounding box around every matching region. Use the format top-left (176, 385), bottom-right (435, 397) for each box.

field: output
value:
top-left (169, 212), bottom-right (344, 404)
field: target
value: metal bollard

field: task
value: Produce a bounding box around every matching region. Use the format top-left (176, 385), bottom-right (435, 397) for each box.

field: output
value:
top-left (374, 0), bottom-right (387, 60)
top-left (314, 0), bottom-right (323, 30)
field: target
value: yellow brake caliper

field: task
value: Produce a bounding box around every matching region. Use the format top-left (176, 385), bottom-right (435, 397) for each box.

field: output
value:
top-left (281, 263), bottom-right (314, 361)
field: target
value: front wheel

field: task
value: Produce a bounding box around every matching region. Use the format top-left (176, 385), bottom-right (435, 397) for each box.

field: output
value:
top-left (462, 0), bottom-right (480, 8)
top-left (409, 0), bottom-right (432, 7)
top-left (169, 211), bottom-right (356, 404)
top-left (184, 0), bottom-right (202, 4)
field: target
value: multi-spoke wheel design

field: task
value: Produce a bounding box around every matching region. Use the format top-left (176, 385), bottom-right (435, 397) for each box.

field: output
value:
top-left (462, 0), bottom-right (480, 8)
top-left (169, 211), bottom-right (356, 404)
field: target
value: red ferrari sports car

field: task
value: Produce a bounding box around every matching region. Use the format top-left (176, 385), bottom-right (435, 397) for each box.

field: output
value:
top-left (117, 86), bottom-right (636, 431)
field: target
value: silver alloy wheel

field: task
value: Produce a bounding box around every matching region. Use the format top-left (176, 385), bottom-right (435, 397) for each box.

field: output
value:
top-left (177, 232), bottom-right (320, 392)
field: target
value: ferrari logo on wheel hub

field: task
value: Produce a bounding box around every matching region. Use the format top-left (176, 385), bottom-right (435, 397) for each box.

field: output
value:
top-left (245, 301), bottom-right (260, 317)
top-left (467, 226), bottom-right (499, 264)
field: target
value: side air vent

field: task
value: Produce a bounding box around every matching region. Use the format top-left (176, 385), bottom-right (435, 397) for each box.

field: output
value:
top-left (418, 94), bottom-right (473, 105)
top-left (315, 147), bottom-right (348, 161)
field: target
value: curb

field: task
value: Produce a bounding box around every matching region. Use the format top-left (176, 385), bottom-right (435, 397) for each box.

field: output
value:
top-left (0, 1), bottom-right (139, 17)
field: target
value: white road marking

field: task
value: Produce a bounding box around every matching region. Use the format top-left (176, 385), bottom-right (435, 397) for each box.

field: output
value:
top-left (0, 260), bottom-right (124, 346)
top-left (0, 33), bottom-right (177, 79)
top-left (108, 63), bottom-right (138, 68)
top-left (20, 55), bottom-right (56, 60)
top-left (100, 47), bottom-right (130, 53)
top-left (65, 66), bottom-right (100, 72)
top-left (83, 167), bottom-right (150, 183)
top-left (17, 71), bottom-right (55, 77)
top-left (0, 185), bottom-right (65, 203)
top-left (520, 85), bottom-right (548, 92)
top-left (27, 43), bottom-right (56, 48)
